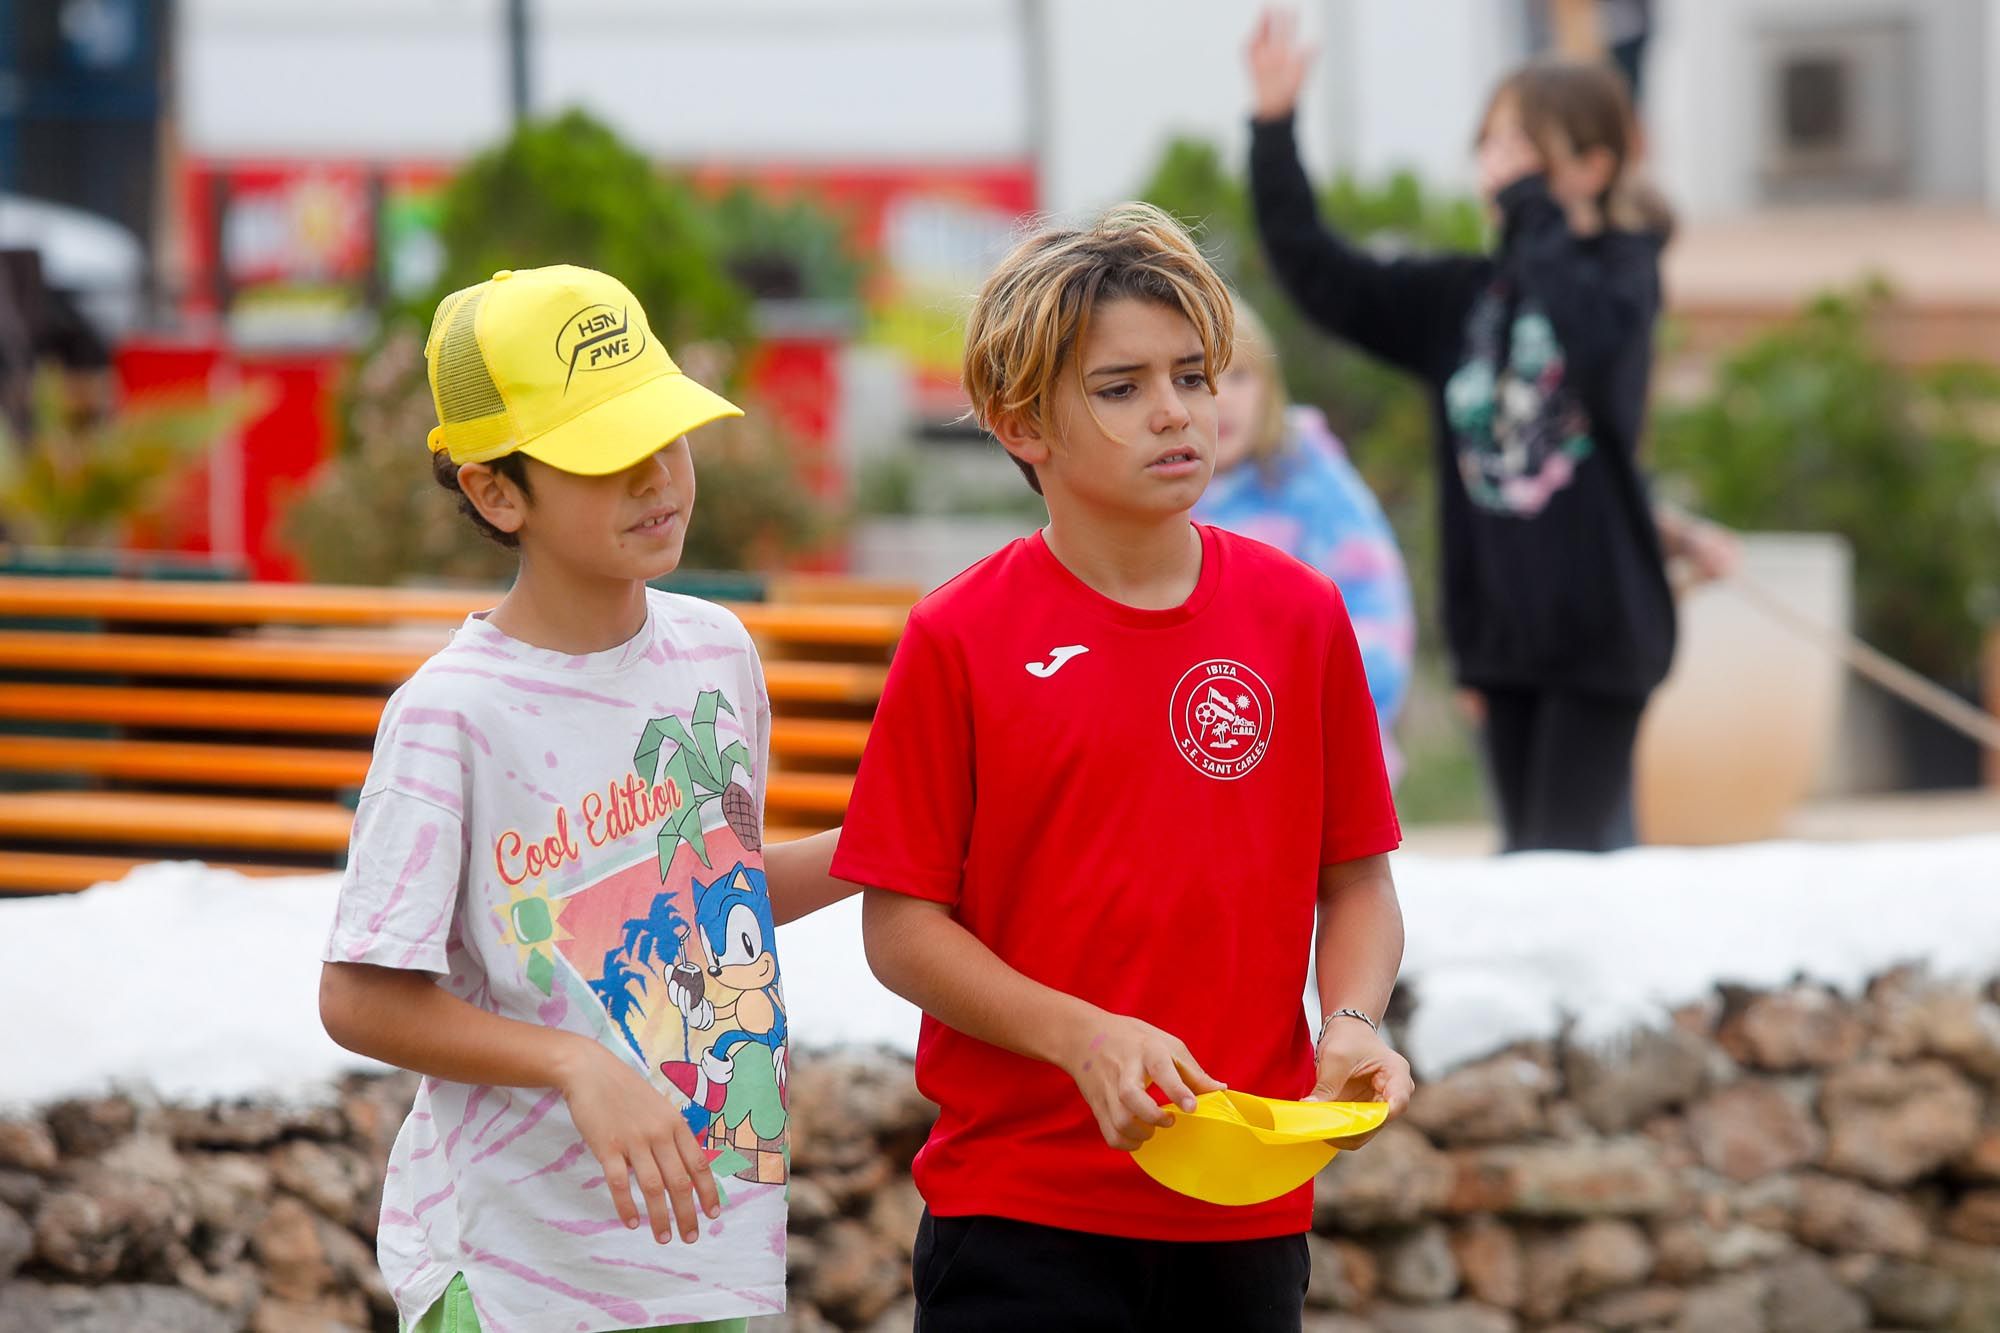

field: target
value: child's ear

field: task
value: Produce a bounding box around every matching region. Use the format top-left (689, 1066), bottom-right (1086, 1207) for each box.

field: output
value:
top-left (458, 461), bottom-right (528, 536)
top-left (991, 411), bottom-right (1052, 472)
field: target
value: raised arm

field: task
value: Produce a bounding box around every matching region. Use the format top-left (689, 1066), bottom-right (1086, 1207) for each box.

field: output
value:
top-left (1247, 8), bottom-right (1484, 375)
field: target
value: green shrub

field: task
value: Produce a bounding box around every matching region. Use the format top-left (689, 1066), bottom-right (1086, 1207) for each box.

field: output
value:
top-left (1652, 285), bottom-right (2000, 684)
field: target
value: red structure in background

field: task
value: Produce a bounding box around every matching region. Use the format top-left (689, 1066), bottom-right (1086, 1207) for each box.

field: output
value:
top-left (128, 157), bottom-right (1035, 579)
top-left (116, 337), bottom-right (341, 581)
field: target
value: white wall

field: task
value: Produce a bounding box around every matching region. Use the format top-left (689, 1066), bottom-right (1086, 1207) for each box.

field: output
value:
top-left (1648, 0), bottom-right (1989, 221)
top-left (181, 0), bottom-right (509, 157)
top-left (1323, 0), bottom-right (1520, 197)
top-left (177, 0), bottom-right (1997, 220)
top-left (182, 0), bottom-right (1026, 164)
top-left (179, 0), bottom-right (1508, 209)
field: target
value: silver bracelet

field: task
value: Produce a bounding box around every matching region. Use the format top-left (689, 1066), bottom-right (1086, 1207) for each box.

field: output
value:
top-left (1319, 1008), bottom-right (1379, 1044)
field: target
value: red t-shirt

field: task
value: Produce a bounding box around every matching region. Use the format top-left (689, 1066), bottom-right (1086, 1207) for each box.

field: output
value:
top-left (829, 524), bottom-right (1400, 1241)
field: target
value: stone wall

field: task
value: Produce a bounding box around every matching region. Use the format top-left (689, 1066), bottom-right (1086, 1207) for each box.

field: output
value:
top-left (2, 970), bottom-right (1998, 1332)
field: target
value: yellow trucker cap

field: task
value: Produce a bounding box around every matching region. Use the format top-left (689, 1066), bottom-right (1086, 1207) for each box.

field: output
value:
top-left (1130, 1090), bottom-right (1389, 1207)
top-left (424, 264), bottom-right (742, 475)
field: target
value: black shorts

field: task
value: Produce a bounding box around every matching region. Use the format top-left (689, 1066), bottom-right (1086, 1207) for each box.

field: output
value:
top-left (910, 1210), bottom-right (1310, 1333)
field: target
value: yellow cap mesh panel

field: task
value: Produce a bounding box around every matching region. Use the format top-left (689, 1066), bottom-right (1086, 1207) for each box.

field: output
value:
top-left (425, 287), bottom-right (516, 461)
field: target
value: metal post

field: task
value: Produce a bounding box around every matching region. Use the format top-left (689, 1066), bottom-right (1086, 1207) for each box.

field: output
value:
top-left (507, 0), bottom-right (530, 126)
top-left (1018, 0), bottom-right (1049, 209)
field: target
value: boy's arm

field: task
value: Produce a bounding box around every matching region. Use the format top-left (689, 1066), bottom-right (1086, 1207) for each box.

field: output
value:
top-left (318, 961), bottom-right (719, 1242)
top-left (1308, 853), bottom-right (1413, 1134)
top-left (763, 827), bottom-right (857, 926)
top-left (862, 889), bottom-right (1224, 1152)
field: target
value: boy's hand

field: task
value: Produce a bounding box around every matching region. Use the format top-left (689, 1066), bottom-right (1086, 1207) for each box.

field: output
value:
top-left (1059, 1009), bottom-right (1226, 1152)
top-left (1247, 8), bottom-right (1316, 121)
top-left (1305, 1018), bottom-right (1413, 1149)
top-left (555, 1039), bottom-right (720, 1244)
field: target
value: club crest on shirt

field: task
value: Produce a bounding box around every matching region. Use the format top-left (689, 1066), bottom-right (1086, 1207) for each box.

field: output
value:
top-left (1169, 658), bottom-right (1275, 780)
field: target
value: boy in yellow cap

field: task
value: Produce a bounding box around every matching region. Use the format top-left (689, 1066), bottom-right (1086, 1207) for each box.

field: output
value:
top-left (318, 264), bottom-right (850, 1333)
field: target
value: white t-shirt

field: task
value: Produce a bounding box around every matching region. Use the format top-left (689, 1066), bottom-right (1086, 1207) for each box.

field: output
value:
top-left (324, 590), bottom-right (788, 1331)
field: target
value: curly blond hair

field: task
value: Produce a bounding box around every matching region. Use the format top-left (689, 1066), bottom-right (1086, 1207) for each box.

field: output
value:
top-left (963, 202), bottom-right (1234, 494)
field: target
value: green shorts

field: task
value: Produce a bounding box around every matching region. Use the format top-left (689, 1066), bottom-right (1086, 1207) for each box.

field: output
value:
top-left (407, 1273), bottom-right (749, 1333)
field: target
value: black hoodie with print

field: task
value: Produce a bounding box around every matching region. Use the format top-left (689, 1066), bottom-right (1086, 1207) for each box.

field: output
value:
top-left (1249, 113), bottom-right (1675, 698)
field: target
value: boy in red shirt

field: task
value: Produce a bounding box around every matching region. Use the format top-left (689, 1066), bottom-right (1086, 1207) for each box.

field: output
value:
top-left (829, 203), bottom-right (1413, 1331)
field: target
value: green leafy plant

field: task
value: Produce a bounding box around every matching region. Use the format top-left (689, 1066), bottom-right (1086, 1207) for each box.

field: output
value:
top-left (281, 328), bottom-right (519, 586)
top-left (286, 112), bottom-right (836, 582)
top-left (635, 688), bottom-right (756, 873)
top-left (1653, 284), bottom-right (2000, 684)
top-left (674, 409), bottom-right (831, 572)
top-left (285, 330), bottom-right (830, 583)
top-left (0, 372), bottom-right (259, 548)
top-left (709, 183), bottom-right (868, 305)
top-left (425, 108), bottom-right (750, 346)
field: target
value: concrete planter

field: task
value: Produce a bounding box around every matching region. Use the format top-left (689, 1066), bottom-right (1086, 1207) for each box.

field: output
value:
top-left (1636, 533), bottom-right (1852, 845)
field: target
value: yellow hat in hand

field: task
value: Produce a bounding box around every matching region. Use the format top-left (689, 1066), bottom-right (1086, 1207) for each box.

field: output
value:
top-left (1132, 1091), bottom-right (1389, 1207)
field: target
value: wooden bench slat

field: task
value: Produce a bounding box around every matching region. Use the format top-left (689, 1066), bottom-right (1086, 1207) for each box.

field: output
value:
top-left (0, 634), bottom-right (886, 700)
top-left (765, 772), bottom-right (855, 815)
top-left (768, 718), bottom-right (872, 760)
top-left (0, 575), bottom-right (891, 868)
top-left (0, 577), bottom-right (483, 625)
top-left (0, 631), bottom-right (435, 684)
top-left (0, 683), bottom-right (384, 734)
top-left (0, 736), bottom-right (371, 788)
top-left (0, 791), bottom-right (356, 851)
top-left (0, 577), bottom-right (910, 645)
top-left (0, 851), bottom-right (311, 894)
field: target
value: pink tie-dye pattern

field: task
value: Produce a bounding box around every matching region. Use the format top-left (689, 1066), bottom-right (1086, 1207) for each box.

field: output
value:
top-left (642, 638), bottom-right (748, 667)
top-left (412, 1181), bottom-right (456, 1219)
top-left (395, 891), bottom-right (457, 969)
top-left (471, 1087), bottom-right (563, 1164)
top-left (347, 822), bottom-right (441, 961)
top-left (473, 1095), bottom-right (512, 1144)
top-left (398, 740), bottom-right (470, 771)
top-left (541, 1216), bottom-right (631, 1237)
top-left (430, 664), bottom-right (637, 709)
top-left (397, 776), bottom-right (463, 815)
top-left (389, 1252), bottom-right (441, 1309)
top-left (402, 707), bottom-right (493, 754)
top-left (445, 1086), bottom-right (491, 1157)
top-left (584, 1255), bottom-right (703, 1283)
top-left (467, 1283), bottom-right (512, 1333)
top-left (507, 1139), bottom-right (589, 1186)
top-left (464, 1248), bottom-right (650, 1325)
top-left (358, 598), bottom-right (785, 1329)
top-left (1328, 535), bottom-right (1404, 580)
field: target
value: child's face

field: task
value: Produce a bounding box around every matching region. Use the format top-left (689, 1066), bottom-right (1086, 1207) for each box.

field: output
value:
top-left (513, 439), bottom-right (697, 583)
top-left (1213, 361), bottom-right (1266, 474)
top-left (1024, 297), bottom-right (1217, 520)
top-left (1479, 92), bottom-right (1615, 228)
top-left (1476, 93), bottom-right (1548, 206)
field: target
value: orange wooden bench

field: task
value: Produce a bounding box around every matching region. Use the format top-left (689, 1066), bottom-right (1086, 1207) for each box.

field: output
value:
top-left (0, 575), bottom-right (913, 893)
